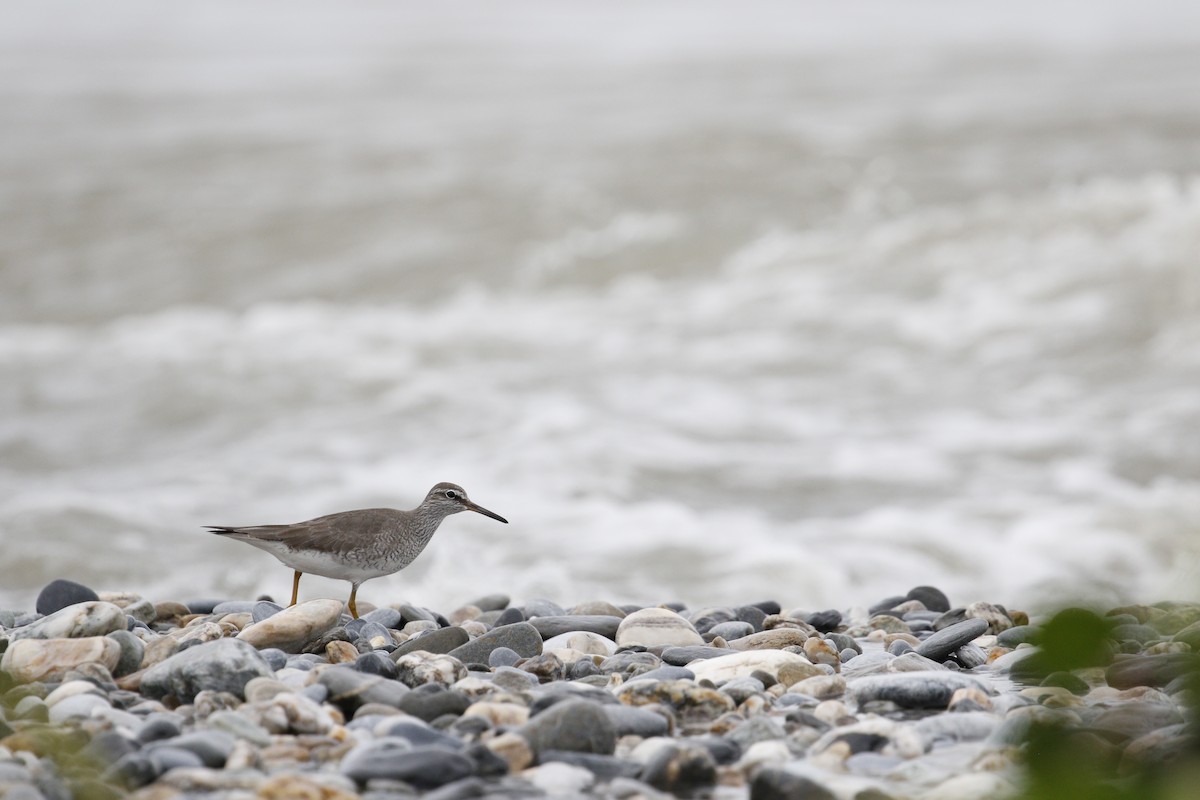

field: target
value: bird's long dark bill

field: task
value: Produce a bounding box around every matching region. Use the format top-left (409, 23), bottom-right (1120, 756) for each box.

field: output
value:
top-left (465, 501), bottom-right (508, 524)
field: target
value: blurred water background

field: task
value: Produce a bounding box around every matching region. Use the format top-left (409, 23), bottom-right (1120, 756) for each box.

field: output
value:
top-left (3, 0), bottom-right (1199, 613)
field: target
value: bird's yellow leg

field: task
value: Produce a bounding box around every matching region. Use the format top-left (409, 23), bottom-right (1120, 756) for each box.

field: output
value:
top-left (290, 571), bottom-right (302, 606)
top-left (348, 585), bottom-right (359, 619)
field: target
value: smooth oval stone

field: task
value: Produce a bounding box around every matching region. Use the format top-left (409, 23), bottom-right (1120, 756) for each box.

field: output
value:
top-left (519, 699), bottom-right (616, 756)
top-left (522, 599), bottom-right (567, 618)
top-left (341, 740), bottom-right (474, 788)
top-left (468, 593), bottom-right (511, 613)
top-left (355, 651), bottom-right (398, 679)
top-left (9, 601), bottom-right (126, 641)
top-left (488, 647), bottom-right (522, 668)
top-left (661, 646), bottom-right (731, 666)
top-left (907, 586), bottom-right (951, 613)
top-left (447, 622), bottom-right (543, 664)
top-left (211, 601), bottom-right (258, 615)
top-left (603, 705), bottom-right (670, 737)
top-left (915, 618), bottom-right (989, 662)
top-left (380, 718), bottom-right (464, 749)
top-left (848, 671), bottom-right (992, 709)
top-left (206, 709), bottom-right (272, 747)
top-left (1111, 623), bottom-right (1162, 644)
top-left (1, 637), bottom-right (121, 683)
top-left (148, 745), bottom-right (205, 774)
top-left (36, 579), bottom-right (100, 616)
top-left (392, 626), bottom-right (470, 658)
top-left (728, 629), bottom-right (809, 651)
top-left (235, 599), bottom-right (343, 652)
top-left (689, 650), bottom-right (822, 687)
top-left (140, 639), bottom-right (274, 703)
top-left (616, 609), bottom-right (703, 648)
top-left (258, 648), bottom-right (288, 671)
top-left (494, 607), bottom-right (526, 627)
top-left (136, 715), bottom-right (183, 743)
top-left (529, 615), bottom-right (623, 640)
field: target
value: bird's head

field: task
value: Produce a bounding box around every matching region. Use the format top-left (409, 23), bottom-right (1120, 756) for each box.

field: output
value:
top-left (424, 482), bottom-right (508, 523)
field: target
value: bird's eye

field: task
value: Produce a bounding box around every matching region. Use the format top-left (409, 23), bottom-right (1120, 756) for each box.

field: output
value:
top-left (445, 489), bottom-right (458, 499)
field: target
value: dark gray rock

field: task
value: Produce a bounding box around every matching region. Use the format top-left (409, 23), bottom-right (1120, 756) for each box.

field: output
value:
top-left (661, 646), bottom-right (730, 665)
top-left (356, 651), bottom-right (398, 679)
top-left (140, 639), bottom-right (273, 703)
top-left (603, 705), bottom-right (671, 737)
top-left (849, 672), bottom-right (992, 710)
top-left (728, 716), bottom-right (785, 750)
top-left (398, 685), bottom-right (471, 722)
top-left (806, 610), bottom-right (842, 632)
top-left (932, 608), bottom-right (969, 630)
top-left (735, 605), bottom-right (768, 631)
top-left (319, 666), bottom-right (409, 714)
top-left (341, 740), bottom-right (475, 788)
top-left (825, 633), bottom-right (861, 654)
top-left (136, 714), bottom-right (182, 743)
top-left (147, 745), bottom-right (205, 774)
top-left (447, 622), bottom-right (542, 664)
top-left (915, 619), bottom-right (988, 661)
top-left (528, 615), bottom-right (622, 639)
top-left (494, 607), bottom-right (525, 627)
top-left (907, 586), bottom-right (951, 613)
top-left (519, 699), bottom-right (616, 756)
top-left (1111, 624), bottom-right (1162, 644)
top-left (36, 579), bottom-right (99, 616)
top-left (393, 625), bottom-right (471, 658)
top-left (888, 640), bottom-right (914, 656)
top-left (750, 600), bottom-right (782, 615)
top-left (751, 768), bottom-right (837, 800)
top-left (80, 730), bottom-right (137, 765)
top-left (869, 595), bottom-right (907, 615)
top-left (641, 743), bottom-right (717, 795)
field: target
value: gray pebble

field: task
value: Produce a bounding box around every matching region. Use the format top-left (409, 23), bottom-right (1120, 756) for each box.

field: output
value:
top-left (488, 647), bottom-right (521, 668)
top-left (447, 622), bottom-right (542, 664)
top-left (915, 618), bottom-right (988, 662)
top-left (519, 699), bottom-right (616, 756)
top-left (528, 615), bottom-right (622, 639)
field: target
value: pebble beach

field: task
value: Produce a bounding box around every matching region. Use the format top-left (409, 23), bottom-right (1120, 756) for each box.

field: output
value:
top-left (2, 580), bottom-right (1197, 799)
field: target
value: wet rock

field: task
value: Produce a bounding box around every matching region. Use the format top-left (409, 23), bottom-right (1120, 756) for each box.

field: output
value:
top-left (616, 608), bottom-right (704, 648)
top-left (806, 610), bottom-right (843, 632)
top-left (604, 705), bottom-right (671, 737)
top-left (235, 599), bottom-right (343, 652)
top-left (906, 586), bottom-right (951, 613)
top-left (849, 672), bottom-right (992, 710)
top-left (398, 685), bottom-right (472, 722)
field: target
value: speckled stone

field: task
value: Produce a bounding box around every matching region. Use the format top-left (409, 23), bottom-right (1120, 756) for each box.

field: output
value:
top-left (9, 601), bottom-right (126, 641)
top-left (140, 639), bottom-right (274, 703)
top-left (689, 649), bottom-right (823, 686)
top-left (1, 637), bottom-right (122, 682)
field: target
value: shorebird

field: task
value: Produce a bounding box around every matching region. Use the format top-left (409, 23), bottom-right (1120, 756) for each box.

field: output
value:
top-left (206, 482), bottom-right (507, 618)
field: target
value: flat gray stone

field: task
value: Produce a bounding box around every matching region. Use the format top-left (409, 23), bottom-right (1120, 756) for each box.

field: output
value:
top-left (392, 626), bottom-right (470, 658)
top-left (915, 618), bottom-right (989, 661)
top-left (447, 622), bottom-right (542, 664)
top-left (848, 671), bottom-right (992, 710)
top-left (519, 699), bottom-right (616, 756)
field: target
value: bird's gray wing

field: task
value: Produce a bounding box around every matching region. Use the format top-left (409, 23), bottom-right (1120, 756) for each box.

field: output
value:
top-left (206, 509), bottom-right (397, 558)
